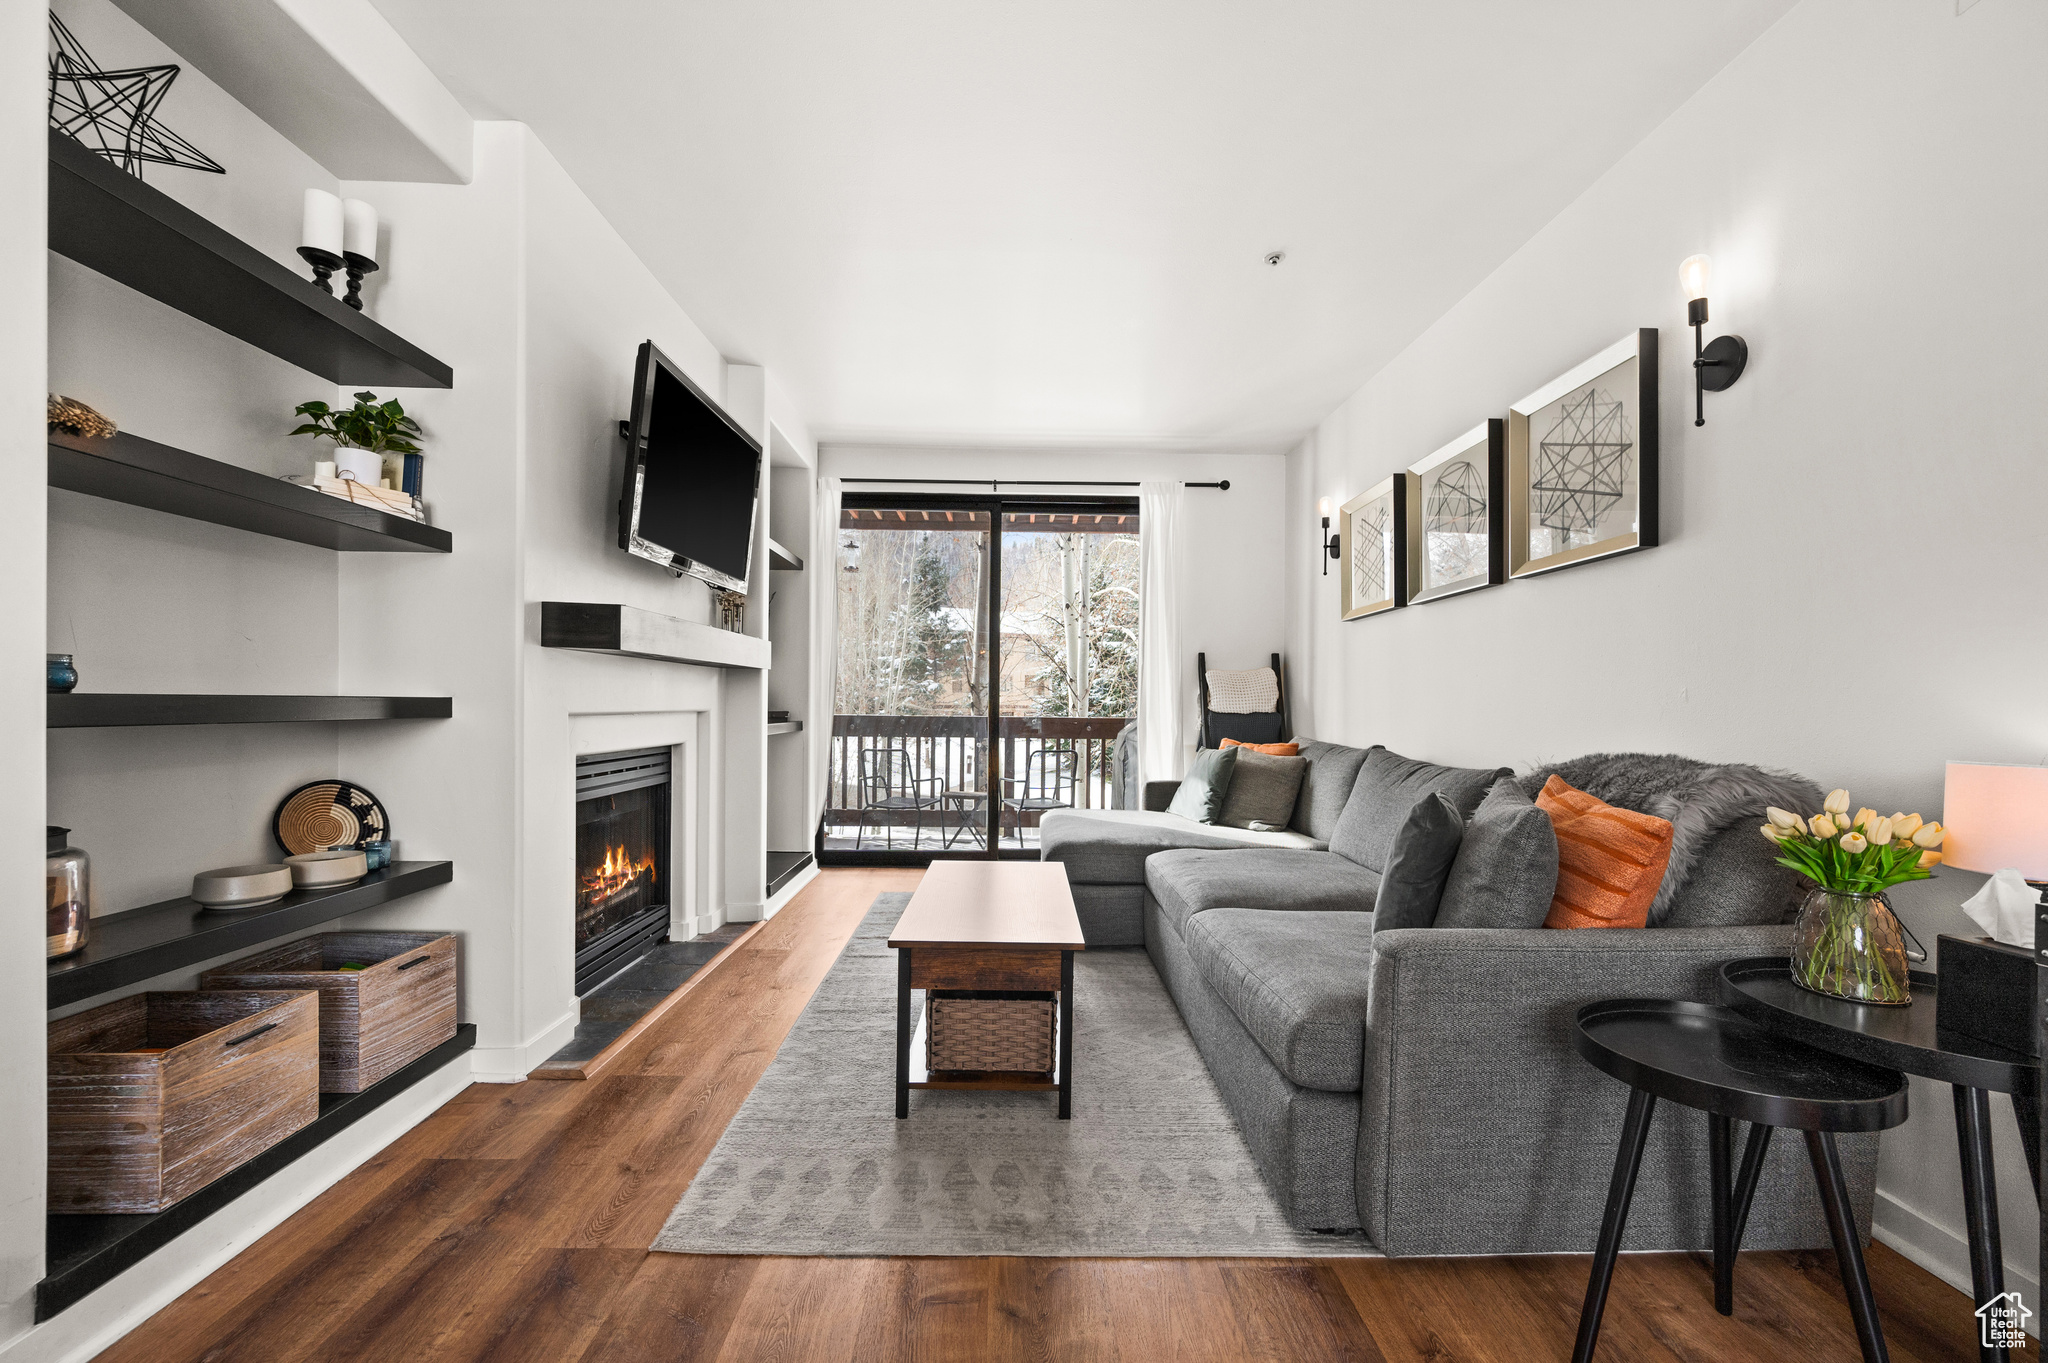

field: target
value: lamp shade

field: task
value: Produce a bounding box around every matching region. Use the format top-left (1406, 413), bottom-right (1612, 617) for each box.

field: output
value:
top-left (1942, 761), bottom-right (2048, 879)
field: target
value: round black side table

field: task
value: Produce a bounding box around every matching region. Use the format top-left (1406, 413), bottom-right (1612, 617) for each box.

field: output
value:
top-left (1572, 998), bottom-right (1910, 1363)
top-left (1722, 956), bottom-right (2042, 1363)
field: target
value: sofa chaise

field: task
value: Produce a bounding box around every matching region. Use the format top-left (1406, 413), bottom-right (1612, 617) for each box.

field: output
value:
top-left (1039, 741), bottom-right (1877, 1256)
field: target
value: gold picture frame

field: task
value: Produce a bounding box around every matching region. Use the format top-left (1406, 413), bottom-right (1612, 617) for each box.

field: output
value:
top-left (1507, 328), bottom-right (1659, 579)
top-left (1338, 474), bottom-right (1410, 621)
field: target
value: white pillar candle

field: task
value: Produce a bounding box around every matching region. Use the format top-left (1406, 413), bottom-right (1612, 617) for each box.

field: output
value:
top-left (342, 198), bottom-right (378, 261)
top-left (301, 188), bottom-right (343, 255)
top-left (314, 459), bottom-right (337, 482)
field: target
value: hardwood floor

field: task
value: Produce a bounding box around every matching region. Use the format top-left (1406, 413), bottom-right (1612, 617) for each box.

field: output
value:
top-left (95, 867), bottom-right (1987, 1362)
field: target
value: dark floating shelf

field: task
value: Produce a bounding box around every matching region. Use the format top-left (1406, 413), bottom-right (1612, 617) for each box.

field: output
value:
top-left (49, 129), bottom-right (453, 389)
top-left (47, 861), bottom-right (454, 1009)
top-left (50, 430), bottom-right (452, 553)
top-left (767, 538), bottom-right (803, 572)
top-left (36, 1022), bottom-right (475, 1322)
top-left (767, 850), bottom-right (814, 898)
top-left (50, 693), bottom-right (452, 728)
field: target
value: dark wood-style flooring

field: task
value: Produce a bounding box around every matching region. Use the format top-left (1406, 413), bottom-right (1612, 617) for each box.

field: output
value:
top-left (95, 868), bottom-right (1986, 1361)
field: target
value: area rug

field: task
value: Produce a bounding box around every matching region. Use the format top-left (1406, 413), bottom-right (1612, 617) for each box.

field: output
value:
top-left (653, 892), bottom-right (1375, 1257)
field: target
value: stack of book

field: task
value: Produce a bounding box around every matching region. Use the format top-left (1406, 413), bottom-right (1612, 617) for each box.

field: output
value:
top-left (314, 475), bottom-right (426, 523)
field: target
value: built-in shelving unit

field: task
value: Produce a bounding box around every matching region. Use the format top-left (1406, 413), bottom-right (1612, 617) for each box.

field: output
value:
top-left (47, 861), bottom-right (455, 1009)
top-left (540, 601), bottom-right (772, 669)
top-left (47, 130), bottom-right (453, 388)
top-left (51, 694), bottom-right (453, 728)
top-left (37, 1022), bottom-right (476, 1321)
top-left (767, 537), bottom-right (803, 571)
top-left (49, 430), bottom-right (453, 553)
top-left (766, 719), bottom-right (803, 736)
top-left (766, 850), bottom-right (814, 898)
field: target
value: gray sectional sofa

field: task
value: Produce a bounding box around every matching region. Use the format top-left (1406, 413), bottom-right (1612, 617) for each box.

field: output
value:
top-left (1038, 740), bottom-right (1879, 1256)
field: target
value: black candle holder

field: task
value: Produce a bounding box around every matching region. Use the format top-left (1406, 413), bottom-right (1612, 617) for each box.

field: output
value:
top-left (342, 251), bottom-right (379, 312)
top-left (298, 245), bottom-right (343, 295)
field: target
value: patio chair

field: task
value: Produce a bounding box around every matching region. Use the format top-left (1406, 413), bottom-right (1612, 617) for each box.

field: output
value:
top-left (855, 746), bottom-right (945, 850)
top-left (1000, 746), bottom-right (1078, 841)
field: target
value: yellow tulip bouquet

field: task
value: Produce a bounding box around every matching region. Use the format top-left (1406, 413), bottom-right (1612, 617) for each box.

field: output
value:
top-left (1761, 788), bottom-right (1944, 1004)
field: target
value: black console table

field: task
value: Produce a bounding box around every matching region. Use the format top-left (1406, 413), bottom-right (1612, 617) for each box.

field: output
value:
top-left (1721, 957), bottom-right (2041, 1363)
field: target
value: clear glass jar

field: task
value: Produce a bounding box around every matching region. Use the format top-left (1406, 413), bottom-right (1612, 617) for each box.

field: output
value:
top-left (1791, 886), bottom-right (1911, 1006)
top-left (47, 826), bottom-right (90, 959)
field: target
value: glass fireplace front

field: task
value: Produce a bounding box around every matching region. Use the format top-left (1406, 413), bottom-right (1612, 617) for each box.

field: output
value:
top-left (574, 747), bottom-right (672, 994)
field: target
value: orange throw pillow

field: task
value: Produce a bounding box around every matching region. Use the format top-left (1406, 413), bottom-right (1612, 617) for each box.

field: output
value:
top-left (1221, 739), bottom-right (1301, 757)
top-left (1534, 775), bottom-right (1673, 930)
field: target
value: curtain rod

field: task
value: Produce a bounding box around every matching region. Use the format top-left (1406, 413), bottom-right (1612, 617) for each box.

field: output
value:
top-left (837, 477), bottom-right (1229, 490)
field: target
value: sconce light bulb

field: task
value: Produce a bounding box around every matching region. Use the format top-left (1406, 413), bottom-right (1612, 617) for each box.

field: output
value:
top-left (1317, 497), bottom-right (1332, 519)
top-left (1679, 254), bottom-right (1712, 302)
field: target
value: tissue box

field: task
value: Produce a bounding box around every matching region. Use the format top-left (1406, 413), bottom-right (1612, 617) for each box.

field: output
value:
top-left (1936, 934), bottom-right (2037, 1056)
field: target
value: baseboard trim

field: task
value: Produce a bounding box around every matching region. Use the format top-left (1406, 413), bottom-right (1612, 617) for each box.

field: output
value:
top-left (762, 863), bottom-right (820, 919)
top-left (1874, 1188), bottom-right (2040, 1338)
top-left (0, 1059), bottom-right (472, 1363)
top-left (469, 1007), bottom-right (580, 1083)
top-left (527, 919), bottom-right (767, 1081)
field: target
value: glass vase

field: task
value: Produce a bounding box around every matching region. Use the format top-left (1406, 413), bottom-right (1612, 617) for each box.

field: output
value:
top-left (1790, 887), bottom-right (1912, 1006)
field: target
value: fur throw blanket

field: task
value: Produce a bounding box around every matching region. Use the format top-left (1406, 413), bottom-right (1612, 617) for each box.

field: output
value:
top-left (1516, 753), bottom-right (1821, 925)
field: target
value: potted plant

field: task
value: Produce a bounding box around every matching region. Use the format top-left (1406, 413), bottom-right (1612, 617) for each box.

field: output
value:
top-left (1762, 790), bottom-right (1945, 1005)
top-left (289, 391), bottom-right (422, 487)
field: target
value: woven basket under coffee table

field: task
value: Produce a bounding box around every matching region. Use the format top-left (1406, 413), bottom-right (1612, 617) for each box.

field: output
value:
top-left (887, 862), bottom-right (1086, 1119)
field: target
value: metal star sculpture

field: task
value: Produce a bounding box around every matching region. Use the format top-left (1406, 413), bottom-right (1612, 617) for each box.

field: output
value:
top-left (48, 12), bottom-right (224, 179)
top-left (1532, 387), bottom-right (1632, 544)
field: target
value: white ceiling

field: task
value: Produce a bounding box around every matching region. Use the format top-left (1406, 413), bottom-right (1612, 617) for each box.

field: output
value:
top-left (369, 1), bottom-right (1794, 452)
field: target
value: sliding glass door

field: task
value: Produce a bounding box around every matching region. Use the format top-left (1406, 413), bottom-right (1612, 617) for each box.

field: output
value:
top-left (823, 495), bottom-right (1139, 863)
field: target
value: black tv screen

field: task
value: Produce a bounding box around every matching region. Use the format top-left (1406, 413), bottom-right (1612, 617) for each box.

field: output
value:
top-left (618, 341), bottom-right (761, 592)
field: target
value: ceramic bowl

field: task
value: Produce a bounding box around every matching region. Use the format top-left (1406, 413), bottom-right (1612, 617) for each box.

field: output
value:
top-left (285, 849), bottom-right (368, 888)
top-left (192, 863), bottom-right (294, 910)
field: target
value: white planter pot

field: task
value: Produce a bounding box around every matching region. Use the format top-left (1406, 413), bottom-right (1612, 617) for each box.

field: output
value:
top-left (334, 446), bottom-right (384, 485)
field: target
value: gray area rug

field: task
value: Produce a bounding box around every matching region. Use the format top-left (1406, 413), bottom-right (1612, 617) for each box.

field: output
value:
top-left (654, 892), bottom-right (1375, 1257)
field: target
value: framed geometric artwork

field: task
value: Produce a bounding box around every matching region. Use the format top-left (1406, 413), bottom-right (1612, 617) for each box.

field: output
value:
top-left (1338, 474), bottom-right (1409, 621)
top-left (1405, 418), bottom-right (1505, 605)
top-left (1507, 328), bottom-right (1658, 579)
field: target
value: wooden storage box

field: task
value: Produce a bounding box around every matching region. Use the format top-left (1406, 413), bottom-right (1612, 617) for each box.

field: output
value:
top-left (48, 990), bottom-right (318, 1214)
top-left (927, 991), bottom-right (1054, 1073)
top-left (202, 931), bottom-right (457, 1093)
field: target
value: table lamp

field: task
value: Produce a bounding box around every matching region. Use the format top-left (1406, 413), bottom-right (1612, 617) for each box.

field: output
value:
top-left (1935, 761), bottom-right (2048, 1055)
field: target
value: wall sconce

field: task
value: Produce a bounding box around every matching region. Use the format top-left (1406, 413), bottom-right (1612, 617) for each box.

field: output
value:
top-left (1319, 497), bottom-right (1340, 575)
top-left (1680, 254), bottom-right (1748, 427)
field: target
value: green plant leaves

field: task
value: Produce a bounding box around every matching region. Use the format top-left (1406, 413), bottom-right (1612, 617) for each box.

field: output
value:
top-left (288, 391), bottom-right (424, 455)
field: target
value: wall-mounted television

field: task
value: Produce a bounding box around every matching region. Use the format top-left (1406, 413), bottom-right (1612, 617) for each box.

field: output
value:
top-left (617, 340), bottom-right (761, 593)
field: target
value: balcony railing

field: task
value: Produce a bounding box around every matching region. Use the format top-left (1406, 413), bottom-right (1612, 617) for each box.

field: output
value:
top-left (826, 714), bottom-right (1131, 849)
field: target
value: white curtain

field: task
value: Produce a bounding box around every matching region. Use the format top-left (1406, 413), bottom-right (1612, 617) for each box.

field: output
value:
top-left (1137, 480), bottom-right (1184, 786)
top-left (810, 476), bottom-right (843, 828)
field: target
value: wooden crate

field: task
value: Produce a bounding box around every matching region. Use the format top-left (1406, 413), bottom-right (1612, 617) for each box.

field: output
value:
top-left (201, 931), bottom-right (457, 1093)
top-left (48, 990), bottom-right (318, 1214)
top-left (927, 991), bottom-right (1055, 1073)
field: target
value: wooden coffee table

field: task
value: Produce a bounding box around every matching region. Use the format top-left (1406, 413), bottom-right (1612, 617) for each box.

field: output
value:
top-left (887, 861), bottom-right (1086, 1119)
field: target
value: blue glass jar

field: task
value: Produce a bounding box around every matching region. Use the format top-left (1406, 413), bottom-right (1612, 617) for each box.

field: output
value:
top-left (47, 654), bottom-right (78, 693)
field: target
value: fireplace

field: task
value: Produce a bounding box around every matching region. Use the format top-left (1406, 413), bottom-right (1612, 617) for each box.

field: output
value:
top-left (575, 746), bottom-right (672, 995)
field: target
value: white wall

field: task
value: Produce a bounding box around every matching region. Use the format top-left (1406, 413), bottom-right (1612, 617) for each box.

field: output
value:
top-left (1284, 0), bottom-right (2044, 1302)
top-left (1, 0), bottom-right (50, 1345)
top-left (818, 445), bottom-right (1289, 761)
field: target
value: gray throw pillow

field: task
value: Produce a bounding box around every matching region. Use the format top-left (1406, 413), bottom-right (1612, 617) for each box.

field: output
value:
top-left (1217, 750), bottom-right (1308, 830)
top-left (1329, 748), bottom-right (1510, 873)
top-left (1372, 793), bottom-right (1465, 930)
top-left (1166, 747), bottom-right (1238, 824)
top-left (1435, 780), bottom-right (1560, 929)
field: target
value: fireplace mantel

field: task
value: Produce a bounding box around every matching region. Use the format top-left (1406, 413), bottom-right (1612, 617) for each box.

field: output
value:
top-left (539, 602), bottom-right (770, 670)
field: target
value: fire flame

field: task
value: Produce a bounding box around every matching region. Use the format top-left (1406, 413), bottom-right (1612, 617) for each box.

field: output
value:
top-left (579, 842), bottom-right (657, 907)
